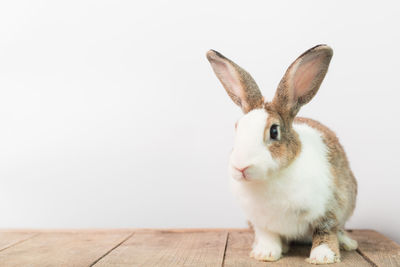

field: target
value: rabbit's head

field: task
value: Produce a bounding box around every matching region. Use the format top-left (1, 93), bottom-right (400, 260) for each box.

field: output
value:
top-left (207, 45), bottom-right (333, 181)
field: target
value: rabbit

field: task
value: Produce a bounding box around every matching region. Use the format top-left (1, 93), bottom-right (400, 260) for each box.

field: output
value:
top-left (206, 45), bottom-right (358, 264)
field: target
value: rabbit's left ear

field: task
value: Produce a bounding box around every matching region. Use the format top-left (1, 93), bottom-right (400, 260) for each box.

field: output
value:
top-left (207, 50), bottom-right (264, 114)
top-left (272, 45), bottom-right (333, 118)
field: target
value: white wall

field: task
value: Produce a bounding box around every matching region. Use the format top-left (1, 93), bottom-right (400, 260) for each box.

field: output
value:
top-left (1, 0), bottom-right (399, 242)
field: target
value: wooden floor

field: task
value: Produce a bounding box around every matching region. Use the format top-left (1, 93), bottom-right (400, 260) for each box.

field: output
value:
top-left (0, 229), bottom-right (398, 266)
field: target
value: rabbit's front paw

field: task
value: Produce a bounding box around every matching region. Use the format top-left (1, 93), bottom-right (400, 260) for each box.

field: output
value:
top-left (250, 242), bottom-right (281, 262)
top-left (307, 244), bottom-right (340, 264)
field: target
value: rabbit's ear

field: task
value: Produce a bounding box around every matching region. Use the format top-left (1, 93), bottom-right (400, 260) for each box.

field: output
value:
top-left (207, 50), bottom-right (264, 114)
top-left (272, 45), bottom-right (333, 118)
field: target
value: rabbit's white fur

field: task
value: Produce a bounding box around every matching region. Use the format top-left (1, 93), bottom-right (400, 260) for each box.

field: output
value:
top-left (308, 244), bottom-right (336, 264)
top-left (230, 108), bottom-right (334, 240)
top-left (229, 109), bottom-right (279, 181)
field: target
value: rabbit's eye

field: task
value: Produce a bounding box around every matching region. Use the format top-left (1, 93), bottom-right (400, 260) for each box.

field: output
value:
top-left (270, 124), bottom-right (279, 140)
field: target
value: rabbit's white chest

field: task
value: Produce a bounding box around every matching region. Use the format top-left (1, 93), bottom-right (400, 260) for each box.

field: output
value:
top-left (230, 123), bottom-right (333, 239)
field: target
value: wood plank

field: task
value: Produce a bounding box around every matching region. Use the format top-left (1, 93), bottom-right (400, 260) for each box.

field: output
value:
top-left (223, 230), bottom-right (372, 267)
top-left (0, 232), bottom-right (37, 252)
top-left (223, 230), bottom-right (265, 267)
top-left (350, 229), bottom-right (400, 266)
top-left (0, 231), bottom-right (132, 267)
top-left (94, 230), bottom-right (228, 267)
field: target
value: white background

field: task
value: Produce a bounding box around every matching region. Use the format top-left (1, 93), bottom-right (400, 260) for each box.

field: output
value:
top-left (1, 1), bottom-right (399, 242)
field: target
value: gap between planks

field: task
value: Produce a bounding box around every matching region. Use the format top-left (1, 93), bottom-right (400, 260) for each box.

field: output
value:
top-left (355, 248), bottom-right (378, 267)
top-left (0, 232), bottom-right (39, 253)
top-left (221, 232), bottom-right (230, 267)
top-left (89, 232), bottom-right (135, 266)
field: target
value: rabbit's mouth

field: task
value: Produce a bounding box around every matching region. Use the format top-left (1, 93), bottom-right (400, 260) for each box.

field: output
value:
top-left (234, 167), bottom-right (250, 181)
top-left (230, 164), bottom-right (248, 181)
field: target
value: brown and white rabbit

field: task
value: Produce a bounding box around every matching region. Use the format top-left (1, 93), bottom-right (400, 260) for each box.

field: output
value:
top-left (206, 45), bottom-right (358, 264)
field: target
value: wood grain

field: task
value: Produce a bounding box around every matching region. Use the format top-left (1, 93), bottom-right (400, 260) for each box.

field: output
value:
top-left (350, 229), bottom-right (400, 267)
top-left (223, 230), bottom-right (373, 267)
top-left (0, 231), bottom-right (132, 267)
top-left (0, 232), bottom-right (37, 252)
top-left (93, 230), bottom-right (228, 267)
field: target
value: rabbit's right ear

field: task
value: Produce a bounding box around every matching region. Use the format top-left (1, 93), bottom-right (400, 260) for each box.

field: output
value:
top-left (272, 45), bottom-right (333, 119)
top-left (207, 50), bottom-right (264, 114)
